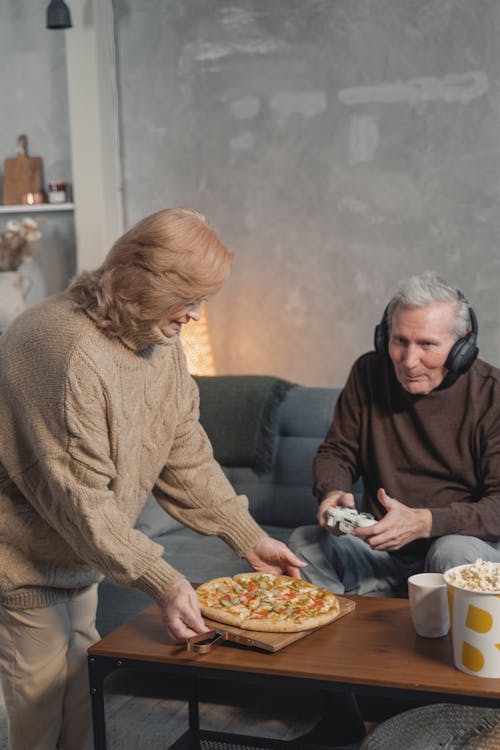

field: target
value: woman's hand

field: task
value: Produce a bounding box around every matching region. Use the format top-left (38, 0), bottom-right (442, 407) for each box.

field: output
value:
top-left (159, 577), bottom-right (210, 641)
top-left (245, 537), bottom-right (307, 579)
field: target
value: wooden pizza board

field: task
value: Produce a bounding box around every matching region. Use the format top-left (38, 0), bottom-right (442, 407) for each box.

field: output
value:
top-left (201, 596), bottom-right (355, 653)
top-left (3, 135), bottom-right (43, 205)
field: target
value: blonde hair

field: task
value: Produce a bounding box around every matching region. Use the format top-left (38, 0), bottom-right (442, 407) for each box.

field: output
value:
top-left (69, 208), bottom-right (233, 343)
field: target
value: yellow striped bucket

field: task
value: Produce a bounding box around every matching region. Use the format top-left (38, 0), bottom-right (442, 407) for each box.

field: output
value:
top-left (444, 563), bottom-right (500, 678)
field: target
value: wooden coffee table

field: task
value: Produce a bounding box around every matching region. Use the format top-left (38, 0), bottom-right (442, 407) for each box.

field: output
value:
top-left (88, 595), bottom-right (500, 749)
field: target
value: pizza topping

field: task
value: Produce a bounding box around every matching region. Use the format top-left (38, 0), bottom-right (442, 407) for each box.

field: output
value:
top-left (197, 573), bottom-right (340, 633)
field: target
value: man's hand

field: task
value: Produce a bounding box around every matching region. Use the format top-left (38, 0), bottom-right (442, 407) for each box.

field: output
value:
top-left (245, 537), bottom-right (307, 579)
top-left (354, 488), bottom-right (432, 550)
top-left (160, 577), bottom-right (210, 642)
top-left (317, 491), bottom-right (356, 531)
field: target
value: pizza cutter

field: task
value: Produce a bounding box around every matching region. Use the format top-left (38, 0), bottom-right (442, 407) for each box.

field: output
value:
top-left (186, 628), bottom-right (259, 653)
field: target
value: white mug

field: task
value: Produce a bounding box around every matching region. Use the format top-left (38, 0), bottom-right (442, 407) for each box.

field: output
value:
top-left (408, 572), bottom-right (450, 638)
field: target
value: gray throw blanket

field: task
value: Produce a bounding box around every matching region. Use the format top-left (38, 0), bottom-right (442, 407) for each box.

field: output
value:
top-left (194, 375), bottom-right (296, 474)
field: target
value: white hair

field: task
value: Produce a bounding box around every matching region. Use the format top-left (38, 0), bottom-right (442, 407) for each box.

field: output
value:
top-left (386, 271), bottom-right (470, 339)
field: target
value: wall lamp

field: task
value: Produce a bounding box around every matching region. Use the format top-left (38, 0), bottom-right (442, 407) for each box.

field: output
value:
top-left (46, 0), bottom-right (72, 29)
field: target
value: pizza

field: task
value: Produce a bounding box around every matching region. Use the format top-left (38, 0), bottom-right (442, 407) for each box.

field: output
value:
top-left (196, 572), bottom-right (340, 632)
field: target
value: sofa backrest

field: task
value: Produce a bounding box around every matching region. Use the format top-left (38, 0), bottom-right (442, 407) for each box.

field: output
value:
top-left (223, 385), bottom-right (341, 528)
top-left (272, 386), bottom-right (340, 525)
top-left (136, 377), bottom-right (359, 537)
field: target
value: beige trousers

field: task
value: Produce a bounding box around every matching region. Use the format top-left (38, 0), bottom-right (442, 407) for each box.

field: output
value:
top-left (0, 584), bottom-right (99, 750)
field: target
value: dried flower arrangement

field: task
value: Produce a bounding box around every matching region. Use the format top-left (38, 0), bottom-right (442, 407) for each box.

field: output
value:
top-left (0, 218), bottom-right (41, 272)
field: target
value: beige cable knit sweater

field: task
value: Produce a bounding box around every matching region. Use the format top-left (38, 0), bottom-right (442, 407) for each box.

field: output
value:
top-left (0, 293), bottom-right (266, 610)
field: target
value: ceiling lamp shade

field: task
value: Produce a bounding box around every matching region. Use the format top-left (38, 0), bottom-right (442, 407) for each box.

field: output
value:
top-left (46, 0), bottom-right (72, 29)
top-left (180, 306), bottom-right (216, 376)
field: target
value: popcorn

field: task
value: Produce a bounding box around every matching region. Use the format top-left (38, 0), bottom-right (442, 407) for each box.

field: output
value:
top-left (445, 559), bottom-right (500, 593)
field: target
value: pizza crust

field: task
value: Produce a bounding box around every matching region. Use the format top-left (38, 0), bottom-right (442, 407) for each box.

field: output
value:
top-left (231, 611), bottom-right (339, 633)
top-left (197, 572), bottom-right (340, 633)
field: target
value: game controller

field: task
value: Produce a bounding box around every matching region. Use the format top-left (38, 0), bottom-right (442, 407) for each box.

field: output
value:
top-left (326, 506), bottom-right (377, 534)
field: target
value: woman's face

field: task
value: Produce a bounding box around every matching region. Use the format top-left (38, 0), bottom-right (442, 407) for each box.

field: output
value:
top-left (157, 298), bottom-right (205, 337)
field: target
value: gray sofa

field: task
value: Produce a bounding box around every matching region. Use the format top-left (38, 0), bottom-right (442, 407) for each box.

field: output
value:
top-left (96, 376), bottom-right (341, 635)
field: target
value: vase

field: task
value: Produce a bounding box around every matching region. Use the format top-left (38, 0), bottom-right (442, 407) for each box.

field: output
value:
top-left (0, 271), bottom-right (30, 334)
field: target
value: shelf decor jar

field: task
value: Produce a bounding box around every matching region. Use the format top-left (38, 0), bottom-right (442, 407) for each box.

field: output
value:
top-left (47, 180), bottom-right (68, 204)
top-left (0, 218), bottom-right (41, 334)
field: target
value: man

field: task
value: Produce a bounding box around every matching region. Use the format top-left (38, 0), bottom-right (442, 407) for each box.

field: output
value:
top-left (0, 207), bottom-right (305, 750)
top-left (290, 271), bottom-right (500, 595)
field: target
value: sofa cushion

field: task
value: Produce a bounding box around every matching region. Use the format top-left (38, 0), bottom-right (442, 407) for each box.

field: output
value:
top-left (215, 386), bottom-right (342, 528)
top-left (270, 386), bottom-right (341, 526)
top-left (279, 385), bottom-right (338, 437)
top-left (134, 492), bottom-right (183, 537)
top-left (221, 465), bottom-right (274, 522)
top-left (194, 375), bottom-right (295, 473)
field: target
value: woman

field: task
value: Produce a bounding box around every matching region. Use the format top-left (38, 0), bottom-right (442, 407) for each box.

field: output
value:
top-left (0, 207), bottom-right (304, 750)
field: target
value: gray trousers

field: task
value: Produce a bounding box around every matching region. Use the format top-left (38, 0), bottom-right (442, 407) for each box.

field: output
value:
top-left (288, 526), bottom-right (500, 595)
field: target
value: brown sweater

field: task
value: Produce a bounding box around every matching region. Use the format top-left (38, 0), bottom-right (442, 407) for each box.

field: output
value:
top-left (314, 352), bottom-right (500, 542)
top-left (0, 294), bottom-right (265, 609)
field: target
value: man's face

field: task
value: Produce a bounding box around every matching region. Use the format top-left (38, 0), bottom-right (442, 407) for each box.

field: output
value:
top-left (388, 302), bottom-right (458, 395)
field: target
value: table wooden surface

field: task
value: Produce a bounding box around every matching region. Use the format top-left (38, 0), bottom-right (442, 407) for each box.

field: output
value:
top-left (89, 595), bottom-right (500, 703)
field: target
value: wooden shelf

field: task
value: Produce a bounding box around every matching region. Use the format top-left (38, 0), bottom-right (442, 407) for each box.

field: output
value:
top-left (0, 203), bottom-right (74, 214)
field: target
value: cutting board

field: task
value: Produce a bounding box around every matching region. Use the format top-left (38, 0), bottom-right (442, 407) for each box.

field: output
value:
top-left (3, 135), bottom-right (43, 205)
top-left (201, 596), bottom-right (355, 653)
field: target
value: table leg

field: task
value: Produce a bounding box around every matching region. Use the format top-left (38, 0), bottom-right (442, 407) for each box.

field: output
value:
top-left (88, 655), bottom-right (122, 750)
top-left (188, 677), bottom-right (200, 736)
top-left (167, 678), bottom-right (201, 749)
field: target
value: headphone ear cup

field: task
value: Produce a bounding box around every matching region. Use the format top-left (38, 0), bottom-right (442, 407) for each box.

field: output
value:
top-left (445, 299), bottom-right (479, 375)
top-left (445, 338), bottom-right (479, 375)
top-left (374, 320), bottom-right (389, 355)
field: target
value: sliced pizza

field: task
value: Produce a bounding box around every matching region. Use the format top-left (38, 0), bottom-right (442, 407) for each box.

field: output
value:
top-left (196, 572), bottom-right (340, 632)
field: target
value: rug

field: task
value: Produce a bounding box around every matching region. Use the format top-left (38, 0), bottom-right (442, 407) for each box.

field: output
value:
top-left (0, 678), bottom-right (363, 750)
top-left (361, 703), bottom-right (500, 750)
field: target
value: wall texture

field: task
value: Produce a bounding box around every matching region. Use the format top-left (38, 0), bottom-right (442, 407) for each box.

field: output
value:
top-left (0, 2), bottom-right (75, 305)
top-left (113, 0), bottom-right (500, 386)
top-left (3, 2), bottom-right (500, 387)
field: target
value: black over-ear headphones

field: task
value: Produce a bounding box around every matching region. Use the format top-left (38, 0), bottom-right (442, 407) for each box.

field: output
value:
top-left (374, 291), bottom-right (479, 376)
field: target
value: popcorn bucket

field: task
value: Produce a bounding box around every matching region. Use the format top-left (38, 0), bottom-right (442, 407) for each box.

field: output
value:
top-left (444, 563), bottom-right (500, 678)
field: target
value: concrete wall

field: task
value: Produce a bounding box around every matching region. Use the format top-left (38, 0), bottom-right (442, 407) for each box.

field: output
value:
top-left (113, 0), bottom-right (500, 386)
top-left (0, 1), bottom-right (75, 305)
top-left (3, 2), bottom-right (500, 387)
